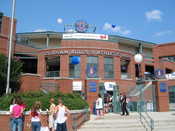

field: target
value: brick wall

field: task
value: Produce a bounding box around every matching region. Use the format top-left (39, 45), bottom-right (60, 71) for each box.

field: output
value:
top-left (20, 74), bottom-right (41, 92)
top-left (0, 16), bottom-right (16, 56)
top-left (0, 110), bottom-right (90, 131)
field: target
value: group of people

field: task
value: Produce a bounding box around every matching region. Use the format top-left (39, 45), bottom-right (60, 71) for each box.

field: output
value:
top-left (95, 92), bottom-right (130, 118)
top-left (9, 97), bottom-right (70, 131)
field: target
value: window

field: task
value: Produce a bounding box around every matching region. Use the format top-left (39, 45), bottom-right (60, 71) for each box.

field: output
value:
top-left (145, 65), bottom-right (155, 80)
top-left (121, 59), bottom-right (130, 79)
top-left (104, 57), bottom-right (114, 78)
top-left (86, 56), bottom-right (98, 78)
top-left (160, 56), bottom-right (175, 62)
top-left (45, 56), bottom-right (60, 77)
top-left (166, 68), bottom-right (173, 74)
top-left (169, 86), bottom-right (175, 103)
top-left (0, 12), bottom-right (3, 33)
top-left (69, 56), bottom-right (80, 78)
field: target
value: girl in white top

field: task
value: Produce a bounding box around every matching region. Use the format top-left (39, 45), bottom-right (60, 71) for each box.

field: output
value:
top-left (55, 98), bottom-right (70, 131)
top-left (30, 101), bottom-right (42, 131)
top-left (48, 98), bottom-right (56, 131)
top-left (96, 94), bottom-right (103, 118)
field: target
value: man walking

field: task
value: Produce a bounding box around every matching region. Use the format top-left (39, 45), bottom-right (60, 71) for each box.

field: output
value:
top-left (121, 93), bottom-right (129, 116)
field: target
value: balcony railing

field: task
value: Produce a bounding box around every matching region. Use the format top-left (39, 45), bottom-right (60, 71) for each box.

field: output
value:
top-left (45, 71), bottom-right (59, 77)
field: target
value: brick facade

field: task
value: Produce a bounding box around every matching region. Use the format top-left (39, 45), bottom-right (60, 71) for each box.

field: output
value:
top-left (0, 110), bottom-right (90, 131)
top-left (1, 14), bottom-right (175, 112)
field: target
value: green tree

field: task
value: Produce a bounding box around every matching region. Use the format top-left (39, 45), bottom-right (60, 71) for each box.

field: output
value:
top-left (0, 54), bottom-right (23, 96)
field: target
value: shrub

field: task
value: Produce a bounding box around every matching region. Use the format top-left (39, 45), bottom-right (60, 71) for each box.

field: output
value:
top-left (0, 91), bottom-right (89, 111)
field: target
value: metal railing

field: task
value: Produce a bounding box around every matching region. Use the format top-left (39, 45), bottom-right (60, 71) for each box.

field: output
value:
top-left (138, 108), bottom-right (154, 131)
top-left (45, 71), bottom-right (59, 77)
top-left (71, 109), bottom-right (90, 131)
top-left (137, 81), bottom-right (155, 131)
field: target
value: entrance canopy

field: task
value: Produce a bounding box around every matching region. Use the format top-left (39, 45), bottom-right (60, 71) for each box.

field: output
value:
top-left (104, 82), bottom-right (116, 91)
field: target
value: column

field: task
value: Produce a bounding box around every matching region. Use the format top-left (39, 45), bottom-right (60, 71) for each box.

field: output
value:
top-left (37, 54), bottom-right (46, 78)
top-left (46, 34), bottom-right (50, 48)
top-left (60, 55), bottom-right (69, 77)
top-left (81, 55), bottom-right (87, 79)
top-left (99, 56), bottom-right (104, 79)
top-left (128, 57), bottom-right (135, 80)
top-left (114, 56), bottom-right (121, 80)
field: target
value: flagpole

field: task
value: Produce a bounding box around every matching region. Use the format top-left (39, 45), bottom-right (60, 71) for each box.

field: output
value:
top-left (6, 0), bottom-right (16, 94)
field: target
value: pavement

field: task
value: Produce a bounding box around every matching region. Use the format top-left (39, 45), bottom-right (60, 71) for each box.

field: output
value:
top-left (78, 112), bottom-right (175, 131)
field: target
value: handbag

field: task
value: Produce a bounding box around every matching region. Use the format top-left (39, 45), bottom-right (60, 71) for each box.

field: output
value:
top-left (40, 126), bottom-right (49, 131)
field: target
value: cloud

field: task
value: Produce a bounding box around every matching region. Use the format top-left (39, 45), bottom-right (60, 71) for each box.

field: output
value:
top-left (57, 18), bottom-right (63, 24)
top-left (34, 29), bottom-right (46, 32)
top-left (145, 10), bottom-right (163, 21)
top-left (154, 30), bottom-right (173, 37)
top-left (103, 22), bottom-right (131, 35)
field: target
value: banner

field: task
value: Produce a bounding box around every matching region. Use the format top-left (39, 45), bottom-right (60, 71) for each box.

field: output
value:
top-left (63, 33), bottom-right (108, 40)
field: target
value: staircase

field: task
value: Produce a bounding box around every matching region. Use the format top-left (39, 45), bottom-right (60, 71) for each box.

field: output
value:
top-left (148, 112), bottom-right (175, 131)
top-left (78, 113), bottom-right (145, 131)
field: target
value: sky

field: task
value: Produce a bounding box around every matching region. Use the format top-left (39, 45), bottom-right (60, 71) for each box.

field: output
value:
top-left (0, 0), bottom-right (175, 44)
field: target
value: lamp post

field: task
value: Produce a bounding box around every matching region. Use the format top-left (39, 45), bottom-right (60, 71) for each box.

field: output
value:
top-left (112, 84), bottom-right (120, 113)
top-left (134, 53), bottom-right (144, 113)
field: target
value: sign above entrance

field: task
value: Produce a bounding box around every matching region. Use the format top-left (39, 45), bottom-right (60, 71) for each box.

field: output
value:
top-left (75, 20), bottom-right (89, 33)
top-left (104, 82), bottom-right (116, 91)
top-left (43, 49), bottom-right (131, 58)
top-left (62, 33), bottom-right (108, 40)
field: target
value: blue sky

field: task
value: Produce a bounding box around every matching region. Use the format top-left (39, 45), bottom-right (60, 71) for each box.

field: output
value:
top-left (1, 0), bottom-right (175, 44)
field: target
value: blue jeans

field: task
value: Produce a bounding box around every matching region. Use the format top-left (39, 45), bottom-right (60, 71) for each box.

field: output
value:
top-left (11, 117), bottom-right (23, 131)
top-left (31, 121), bottom-right (41, 131)
top-left (56, 122), bottom-right (67, 131)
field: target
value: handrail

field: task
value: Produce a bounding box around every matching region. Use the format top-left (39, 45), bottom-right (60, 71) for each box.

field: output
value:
top-left (136, 81), bottom-right (154, 131)
top-left (139, 111), bottom-right (154, 131)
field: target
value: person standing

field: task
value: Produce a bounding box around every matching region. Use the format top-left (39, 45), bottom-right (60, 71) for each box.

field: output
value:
top-left (121, 93), bottom-right (129, 116)
top-left (48, 98), bottom-right (56, 131)
top-left (119, 93), bottom-right (123, 112)
top-left (30, 101), bottom-right (42, 131)
top-left (95, 94), bottom-right (103, 118)
top-left (55, 98), bottom-right (70, 131)
top-left (10, 97), bottom-right (24, 131)
top-left (9, 97), bottom-right (16, 131)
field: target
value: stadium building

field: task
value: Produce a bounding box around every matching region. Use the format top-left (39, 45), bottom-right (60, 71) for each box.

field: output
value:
top-left (1, 13), bottom-right (175, 111)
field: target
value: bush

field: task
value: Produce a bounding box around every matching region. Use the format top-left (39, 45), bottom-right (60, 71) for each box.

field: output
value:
top-left (0, 91), bottom-right (89, 111)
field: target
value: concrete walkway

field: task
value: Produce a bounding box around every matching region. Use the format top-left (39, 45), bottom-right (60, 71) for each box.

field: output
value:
top-left (78, 112), bottom-right (175, 131)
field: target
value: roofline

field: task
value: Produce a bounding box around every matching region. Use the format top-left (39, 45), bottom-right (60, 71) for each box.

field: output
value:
top-left (16, 31), bottom-right (156, 45)
top-left (110, 35), bottom-right (156, 45)
top-left (155, 42), bottom-right (175, 47)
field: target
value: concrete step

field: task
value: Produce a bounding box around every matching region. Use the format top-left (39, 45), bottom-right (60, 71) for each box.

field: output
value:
top-left (79, 113), bottom-right (144, 131)
top-left (154, 120), bottom-right (175, 126)
top-left (81, 123), bottom-right (143, 128)
top-left (153, 126), bottom-right (175, 131)
top-left (78, 127), bottom-right (145, 131)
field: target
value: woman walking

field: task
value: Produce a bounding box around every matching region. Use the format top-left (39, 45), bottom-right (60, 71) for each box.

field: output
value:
top-left (55, 98), bottom-right (70, 131)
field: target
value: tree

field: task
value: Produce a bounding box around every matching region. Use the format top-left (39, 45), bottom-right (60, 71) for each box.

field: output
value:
top-left (0, 54), bottom-right (23, 96)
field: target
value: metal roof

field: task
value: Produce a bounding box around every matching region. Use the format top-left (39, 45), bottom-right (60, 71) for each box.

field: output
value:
top-left (16, 31), bottom-right (156, 48)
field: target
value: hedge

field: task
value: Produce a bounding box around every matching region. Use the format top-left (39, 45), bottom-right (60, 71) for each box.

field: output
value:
top-left (0, 91), bottom-right (89, 111)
